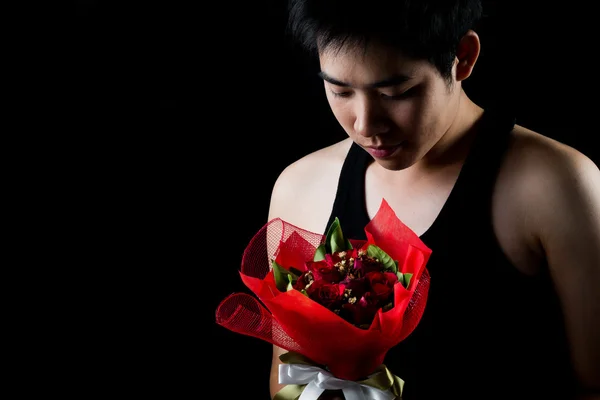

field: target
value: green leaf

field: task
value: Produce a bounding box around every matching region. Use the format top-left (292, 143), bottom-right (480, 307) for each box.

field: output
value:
top-left (313, 244), bottom-right (327, 261)
top-left (272, 260), bottom-right (290, 292)
top-left (344, 238), bottom-right (354, 250)
top-left (324, 217), bottom-right (353, 254)
top-left (327, 218), bottom-right (345, 253)
top-left (403, 273), bottom-right (413, 289)
top-left (287, 274), bottom-right (295, 291)
top-left (324, 217), bottom-right (340, 241)
top-left (396, 272), bottom-right (413, 289)
top-left (367, 245), bottom-right (397, 273)
top-left (315, 217), bottom-right (353, 261)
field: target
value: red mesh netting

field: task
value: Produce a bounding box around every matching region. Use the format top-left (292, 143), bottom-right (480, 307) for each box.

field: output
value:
top-left (216, 200), bottom-right (431, 381)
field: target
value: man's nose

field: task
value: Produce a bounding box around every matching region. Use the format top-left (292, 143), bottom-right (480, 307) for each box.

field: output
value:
top-left (353, 96), bottom-right (389, 137)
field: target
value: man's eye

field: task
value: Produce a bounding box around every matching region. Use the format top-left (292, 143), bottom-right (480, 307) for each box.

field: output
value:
top-left (381, 88), bottom-right (413, 100)
top-left (331, 90), bottom-right (351, 98)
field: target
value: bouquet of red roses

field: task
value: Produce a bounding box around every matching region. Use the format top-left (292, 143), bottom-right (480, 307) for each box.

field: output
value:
top-left (216, 199), bottom-right (432, 399)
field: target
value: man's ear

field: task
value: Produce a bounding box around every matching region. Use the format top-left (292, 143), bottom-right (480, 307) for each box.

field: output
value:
top-left (455, 29), bottom-right (480, 81)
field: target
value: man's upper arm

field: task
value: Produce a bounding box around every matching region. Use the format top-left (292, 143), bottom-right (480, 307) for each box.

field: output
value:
top-left (536, 151), bottom-right (600, 394)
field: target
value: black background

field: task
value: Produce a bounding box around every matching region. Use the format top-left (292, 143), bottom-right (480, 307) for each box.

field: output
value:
top-left (45, 1), bottom-right (598, 398)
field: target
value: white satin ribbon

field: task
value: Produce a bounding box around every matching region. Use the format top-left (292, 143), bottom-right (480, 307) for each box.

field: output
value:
top-left (279, 364), bottom-right (396, 400)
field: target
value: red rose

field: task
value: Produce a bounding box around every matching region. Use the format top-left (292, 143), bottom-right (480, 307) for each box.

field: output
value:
top-left (306, 259), bottom-right (343, 283)
top-left (341, 276), bottom-right (368, 299)
top-left (293, 271), bottom-right (311, 291)
top-left (305, 280), bottom-right (345, 309)
top-left (352, 256), bottom-right (381, 277)
top-left (341, 294), bottom-right (381, 326)
top-left (366, 271), bottom-right (398, 301)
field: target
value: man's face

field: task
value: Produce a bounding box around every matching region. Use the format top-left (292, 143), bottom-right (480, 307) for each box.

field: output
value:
top-left (319, 42), bottom-right (462, 171)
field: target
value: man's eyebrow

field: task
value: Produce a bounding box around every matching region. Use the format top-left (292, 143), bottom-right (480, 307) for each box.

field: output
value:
top-left (317, 71), bottom-right (413, 88)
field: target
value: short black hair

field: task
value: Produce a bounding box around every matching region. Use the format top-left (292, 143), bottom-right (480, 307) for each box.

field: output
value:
top-left (286, 0), bottom-right (483, 82)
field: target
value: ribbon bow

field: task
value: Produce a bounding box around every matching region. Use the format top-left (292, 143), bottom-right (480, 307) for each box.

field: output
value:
top-left (274, 352), bottom-right (403, 400)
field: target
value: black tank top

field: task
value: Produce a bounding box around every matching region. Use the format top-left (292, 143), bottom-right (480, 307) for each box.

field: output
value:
top-left (325, 109), bottom-right (577, 399)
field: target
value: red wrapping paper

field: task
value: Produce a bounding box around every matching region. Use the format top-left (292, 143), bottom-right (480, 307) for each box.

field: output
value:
top-left (216, 199), bottom-right (432, 381)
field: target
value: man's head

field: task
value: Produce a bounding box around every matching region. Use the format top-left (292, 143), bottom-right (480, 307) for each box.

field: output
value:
top-left (286, 0), bottom-right (485, 170)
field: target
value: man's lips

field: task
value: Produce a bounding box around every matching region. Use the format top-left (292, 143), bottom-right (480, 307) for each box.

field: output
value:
top-left (364, 143), bottom-right (403, 158)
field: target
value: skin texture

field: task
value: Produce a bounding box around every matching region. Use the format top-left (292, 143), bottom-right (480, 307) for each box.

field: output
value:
top-left (267, 31), bottom-right (600, 399)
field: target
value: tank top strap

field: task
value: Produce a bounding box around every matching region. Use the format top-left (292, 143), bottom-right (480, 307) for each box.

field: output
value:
top-left (441, 108), bottom-right (516, 218)
top-left (325, 142), bottom-right (371, 239)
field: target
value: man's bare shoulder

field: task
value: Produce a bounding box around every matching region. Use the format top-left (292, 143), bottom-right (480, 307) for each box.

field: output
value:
top-left (276, 138), bottom-right (353, 182)
top-left (503, 124), bottom-right (598, 186)
top-left (497, 123), bottom-right (600, 244)
top-left (267, 138), bottom-right (353, 233)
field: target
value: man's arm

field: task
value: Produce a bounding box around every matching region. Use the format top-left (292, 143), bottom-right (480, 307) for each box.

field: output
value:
top-left (533, 149), bottom-right (600, 398)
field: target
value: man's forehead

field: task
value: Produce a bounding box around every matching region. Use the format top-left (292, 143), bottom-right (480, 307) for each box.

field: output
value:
top-left (319, 43), bottom-right (421, 70)
top-left (318, 50), bottom-right (423, 88)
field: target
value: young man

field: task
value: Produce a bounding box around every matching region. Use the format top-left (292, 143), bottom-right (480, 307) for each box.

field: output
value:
top-left (267, 0), bottom-right (600, 399)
